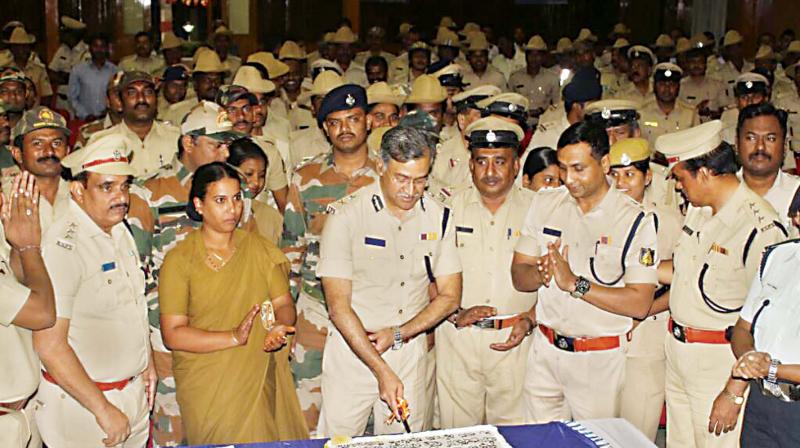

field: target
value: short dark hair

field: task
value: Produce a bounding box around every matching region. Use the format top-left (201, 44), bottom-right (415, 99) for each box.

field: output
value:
top-left (365, 56), bottom-right (388, 73)
top-left (681, 142), bottom-right (739, 176)
top-left (556, 121), bottom-right (610, 160)
top-left (227, 137), bottom-right (269, 168)
top-left (134, 31), bottom-right (150, 41)
top-left (522, 147), bottom-right (558, 178)
top-left (737, 103), bottom-right (788, 139)
top-left (624, 159), bottom-right (651, 174)
top-left (187, 162), bottom-right (242, 222)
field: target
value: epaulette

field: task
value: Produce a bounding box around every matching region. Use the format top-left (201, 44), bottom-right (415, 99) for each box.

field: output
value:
top-left (325, 191), bottom-right (359, 215)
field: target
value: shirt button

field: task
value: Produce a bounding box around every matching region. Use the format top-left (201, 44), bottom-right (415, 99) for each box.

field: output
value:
top-left (485, 299), bottom-right (490, 304)
top-left (107, 279), bottom-right (112, 285)
top-left (489, 247), bottom-right (494, 252)
top-left (400, 282), bottom-right (405, 287)
top-left (398, 226), bottom-right (402, 231)
top-left (399, 309), bottom-right (403, 315)
top-left (490, 221), bottom-right (495, 226)
top-left (400, 254), bottom-right (405, 260)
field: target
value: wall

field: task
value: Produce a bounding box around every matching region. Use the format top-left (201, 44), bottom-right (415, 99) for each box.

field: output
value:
top-left (727, 0), bottom-right (800, 57)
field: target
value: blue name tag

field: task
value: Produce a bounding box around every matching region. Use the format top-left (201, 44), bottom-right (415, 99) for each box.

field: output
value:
top-left (543, 227), bottom-right (562, 237)
top-left (364, 237), bottom-right (386, 247)
top-left (101, 262), bottom-right (116, 272)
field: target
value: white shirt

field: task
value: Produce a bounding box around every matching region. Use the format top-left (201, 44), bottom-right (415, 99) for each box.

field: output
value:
top-left (737, 169), bottom-right (800, 236)
top-left (740, 240), bottom-right (800, 364)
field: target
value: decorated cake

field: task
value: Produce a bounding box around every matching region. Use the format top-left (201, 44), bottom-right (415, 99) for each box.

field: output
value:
top-left (324, 425), bottom-right (512, 447)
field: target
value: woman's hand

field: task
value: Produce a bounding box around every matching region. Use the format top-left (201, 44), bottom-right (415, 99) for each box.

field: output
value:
top-left (263, 324), bottom-right (295, 352)
top-left (232, 304), bottom-right (259, 347)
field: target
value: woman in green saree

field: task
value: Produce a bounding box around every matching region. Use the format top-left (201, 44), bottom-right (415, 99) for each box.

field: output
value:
top-left (159, 162), bottom-right (308, 445)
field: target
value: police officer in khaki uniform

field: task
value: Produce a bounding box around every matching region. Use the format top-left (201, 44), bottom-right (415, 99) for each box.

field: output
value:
top-left (710, 30), bottom-right (754, 101)
top-left (316, 126), bottom-right (462, 436)
top-left (657, 120), bottom-right (788, 448)
top-left (437, 117), bottom-right (536, 428)
top-left (4, 107), bottom-right (71, 232)
top-left (609, 138), bottom-right (682, 441)
top-left (462, 34), bottom-right (508, 92)
top-left (428, 85), bottom-right (500, 203)
top-left (86, 71), bottom-right (180, 179)
top-left (720, 73), bottom-right (770, 144)
top-left (639, 63), bottom-right (699, 147)
top-left (34, 133), bottom-right (155, 447)
top-left (615, 46), bottom-right (656, 106)
top-left (0, 172), bottom-right (55, 448)
top-left (680, 37), bottom-right (730, 119)
top-left (405, 74), bottom-right (449, 129)
top-left (508, 36), bottom-right (560, 123)
top-left (512, 120), bottom-right (659, 422)
top-left (366, 81), bottom-right (404, 130)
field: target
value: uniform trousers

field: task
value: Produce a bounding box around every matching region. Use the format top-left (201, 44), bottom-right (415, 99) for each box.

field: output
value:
top-left (317, 328), bottom-right (430, 437)
top-left (619, 312), bottom-right (668, 441)
top-left (35, 374), bottom-right (149, 448)
top-left (665, 333), bottom-right (743, 448)
top-left (523, 328), bottom-right (627, 423)
top-left (0, 399), bottom-right (41, 448)
top-left (436, 323), bottom-right (529, 428)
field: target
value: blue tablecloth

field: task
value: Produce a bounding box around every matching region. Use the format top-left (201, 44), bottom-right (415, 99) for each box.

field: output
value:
top-left (191, 422), bottom-right (602, 448)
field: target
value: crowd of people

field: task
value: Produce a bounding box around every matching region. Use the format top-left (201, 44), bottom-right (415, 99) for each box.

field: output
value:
top-left (1, 12), bottom-right (800, 448)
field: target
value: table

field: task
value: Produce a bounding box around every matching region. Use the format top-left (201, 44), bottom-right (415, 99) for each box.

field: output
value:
top-left (190, 418), bottom-right (655, 448)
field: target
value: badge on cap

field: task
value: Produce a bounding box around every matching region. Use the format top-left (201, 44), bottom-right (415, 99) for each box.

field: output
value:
top-left (39, 108), bottom-right (55, 122)
top-left (486, 130), bottom-right (497, 142)
top-left (664, 69), bottom-right (673, 77)
top-left (601, 107), bottom-right (611, 119)
top-left (621, 153), bottom-right (632, 166)
top-left (113, 150), bottom-right (122, 161)
top-left (345, 94), bottom-right (356, 106)
top-left (508, 103), bottom-right (517, 112)
top-left (745, 81), bottom-right (753, 89)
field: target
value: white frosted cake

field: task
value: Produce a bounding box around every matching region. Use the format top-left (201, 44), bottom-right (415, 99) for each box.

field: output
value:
top-left (324, 425), bottom-right (512, 447)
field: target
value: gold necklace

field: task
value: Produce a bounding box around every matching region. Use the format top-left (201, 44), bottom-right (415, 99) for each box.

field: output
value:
top-left (205, 246), bottom-right (237, 272)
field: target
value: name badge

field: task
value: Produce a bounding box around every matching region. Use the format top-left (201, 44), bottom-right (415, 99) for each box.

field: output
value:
top-left (542, 227), bottom-right (562, 237)
top-left (364, 236), bottom-right (386, 248)
top-left (101, 262), bottom-right (117, 272)
top-left (455, 226), bottom-right (474, 233)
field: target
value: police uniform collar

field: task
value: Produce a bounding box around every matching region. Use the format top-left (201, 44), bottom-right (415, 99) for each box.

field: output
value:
top-left (564, 178), bottom-right (619, 216)
top-left (714, 181), bottom-right (753, 228)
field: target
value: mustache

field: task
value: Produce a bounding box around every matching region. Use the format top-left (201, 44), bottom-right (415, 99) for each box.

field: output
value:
top-left (337, 132), bottom-right (355, 140)
top-left (134, 102), bottom-right (150, 109)
top-left (110, 203), bottom-right (129, 212)
top-left (36, 156), bottom-right (60, 164)
top-left (749, 150), bottom-right (772, 161)
top-left (234, 119), bottom-right (249, 127)
top-left (481, 176), bottom-right (502, 184)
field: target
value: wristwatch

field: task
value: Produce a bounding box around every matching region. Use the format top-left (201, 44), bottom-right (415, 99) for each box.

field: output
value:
top-left (570, 276), bottom-right (591, 299)
top-left (768, 358), bottom-right (781, 384)
top-left (391, 326), bottom-right (403, 351)
top-left (725, 389), bottom-right (745, 405)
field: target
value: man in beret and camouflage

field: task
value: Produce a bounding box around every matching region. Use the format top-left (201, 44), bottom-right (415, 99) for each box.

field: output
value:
top-left (282, 84), bottom-right (380, 435)
top-left (126, 101), bottom-right (248, 446)
top-left (86, 71), bottom-right (180, 178)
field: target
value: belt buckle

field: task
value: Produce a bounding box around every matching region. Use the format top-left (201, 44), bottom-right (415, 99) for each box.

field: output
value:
top-left (671, 322), bottom-right (686, 342)
top-left (473, 319), bottom-right (495, 330)
top-left (554, 334), bottom-right (575, 352)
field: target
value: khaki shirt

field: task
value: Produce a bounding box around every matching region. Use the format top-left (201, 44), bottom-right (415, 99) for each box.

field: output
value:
top-left (118, 54), bottom-right (166, 76)
top-left (517, 113), bottom-right (570, 184)
top-left (515, 184), bottom-right (659, 337)
top-left (775, 94), bottom-right (800, 153)
top-left (720, 107), bottom-right (738, 144)
top-left (679, 76), bottom-right (727, 112)
top-left (317, 182), bottom-right (462, 332)
top-left (462, 66), bottom-right (508, 92)
top-left (42, 199), bottom-right (150, 381)
top-left (639, 97), bottom-right (699, 147)
top-left (221, 55), bottom-right (241, 83)
top-left (252, 135), bottom-right (289, 192)
top-left (428, 135), bottom-right (472, 203)
top-left (337, 62), bottom-right (369, 88)
top-left (288, 126), bottom-right (330, 171)
top-left (508, 68), bottom-right (560, 112)
top-left (48, 42), bottom-right (89, 73)
top-left (0, 177), bottom-right (71, 233)
top-left (161, 97), bottom-right (198, 127)
top-left (261, 113), bottom-right (293, 177)
top-left (0, 224), bottom-right (38, 402)
top-left (452, 185), bottom-right (536, 314)
top-left (645, 164), bottom-right (683, 216)
top-left (88, 120), bottom-right (180, 179)
top-left (710, 60), bottom-right (753, 102)
top-left (670, 182), bottom-right (788, 331)
top-left (354, 50), bottom-right (396, 67)
top-left (614, 80), bottom-right (653, 107)
top-left (645, 196), bottom-right (683, 261)
top-left (492, 53), bottom-right (526, 81)
top-left (23, 59), bottom-right (53, 98)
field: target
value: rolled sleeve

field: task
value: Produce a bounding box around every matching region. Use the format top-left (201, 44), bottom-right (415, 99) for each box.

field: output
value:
top-left (0, 275), bottom-right (31, 327)
top-left (622, 213), bottom-right (659, 285)
top-left (316, 208), bottom-right (353, 280)
top-left (432, 210), bottom-right (462, 277)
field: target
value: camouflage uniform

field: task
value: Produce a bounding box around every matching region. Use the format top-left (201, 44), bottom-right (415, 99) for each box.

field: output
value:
top-left (127, 160), bottom-right (197, 447)
top-left (281, 151), bottom-right (379, 435)
top-left (0, 145), bottom-right (16, 179)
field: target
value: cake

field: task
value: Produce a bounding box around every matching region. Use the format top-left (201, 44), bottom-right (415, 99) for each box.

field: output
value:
top-left (324, 425), bottom-right (512, 447)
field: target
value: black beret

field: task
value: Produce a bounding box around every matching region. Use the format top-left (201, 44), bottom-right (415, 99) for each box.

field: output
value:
top-left (318, 84), bottom-right (368, 127)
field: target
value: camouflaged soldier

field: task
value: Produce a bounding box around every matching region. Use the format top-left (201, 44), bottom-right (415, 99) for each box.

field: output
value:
top-left (281, 84), bottom-right (379, 435)
top-left (126, 101), bottom-right (246, 447)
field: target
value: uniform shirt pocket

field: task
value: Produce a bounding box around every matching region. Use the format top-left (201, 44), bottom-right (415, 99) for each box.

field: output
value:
top-left (701, 250), bottom-right (747, 313)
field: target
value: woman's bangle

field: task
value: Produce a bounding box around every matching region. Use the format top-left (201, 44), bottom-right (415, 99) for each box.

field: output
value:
top-left (14, 245), bottom-right (40, 254)
top-left (231, 330), bottom-right (241, 346)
